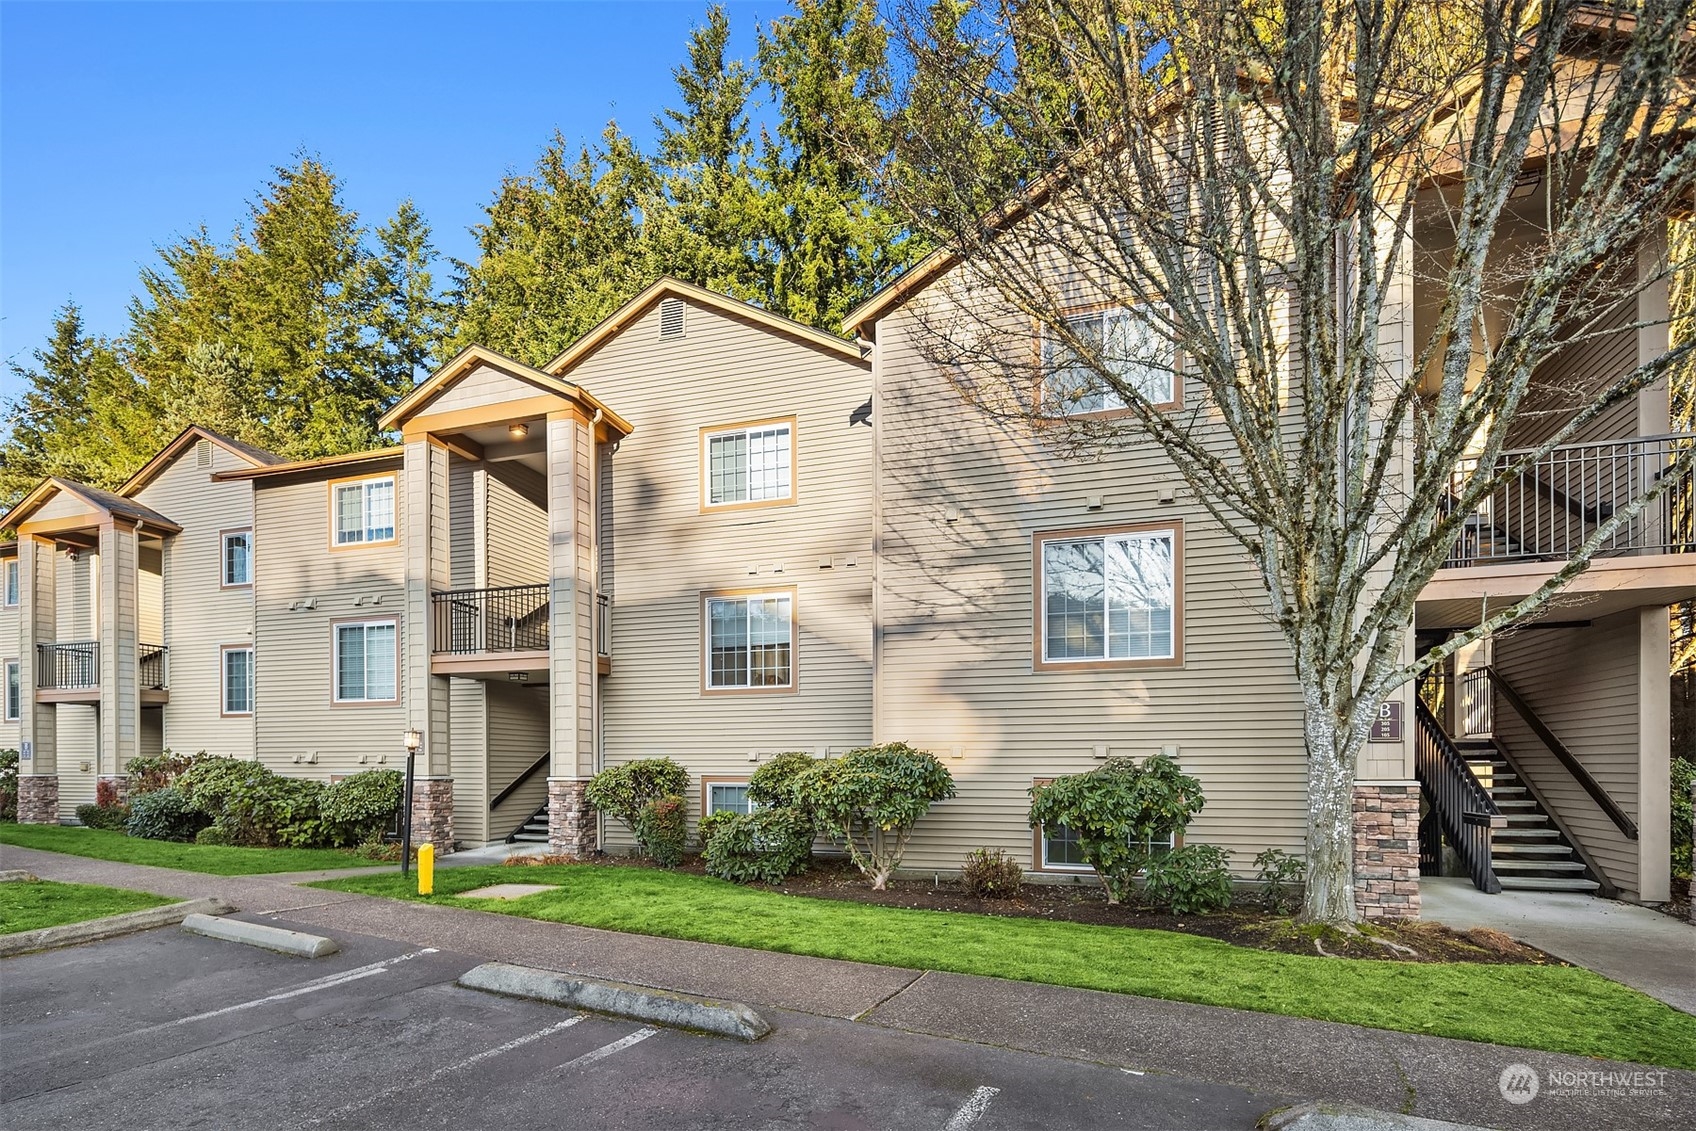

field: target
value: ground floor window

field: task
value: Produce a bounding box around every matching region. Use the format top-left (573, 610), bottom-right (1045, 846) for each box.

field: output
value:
top-left (1033, 776), bottom-right (1178, 871)
top-left (703, 779), bottom-right (753, 816)
top-left (4, 659), bottom-right (18, 722)
top-left (222, 646), bottom-right (253, 716)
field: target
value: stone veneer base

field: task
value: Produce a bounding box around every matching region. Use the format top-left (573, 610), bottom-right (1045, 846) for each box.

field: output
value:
top-left (410, 777), bottom-right (456, 856)
top-left (548, 777), bottom-right (597, 858)
top-left (1354, 783), bottom-right (1421, 921)
top-left (17, 775), bottom-right (61, 825)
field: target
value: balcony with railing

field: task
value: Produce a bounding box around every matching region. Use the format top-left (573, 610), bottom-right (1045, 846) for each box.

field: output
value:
top-left (1441, 433), bottom-right (1693, 568)
top-left (431, 583), bottom-right (550, 657)
top-left (32, 641), bottom-right (169, 704)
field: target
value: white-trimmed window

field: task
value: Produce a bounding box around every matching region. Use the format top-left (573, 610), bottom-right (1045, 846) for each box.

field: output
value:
top-left (221, 531), bottom-right (253, 587)
top-left (222, 646), bottom-right (253, 716)
top-left (706, 781), bottom-right (753, 816)
top-left (1038, 525), bottom-right (1179, 667)
top-left (704, 592), bottom-right (794, 690)
top-left (334, 620), bottom-right (397, 703)
top-left (1042, 305), bottom-right (1176, 414)
top-left (4, 660), bottom-right (19, 722)
top-left (703, 421), bottom-right (793, 507)
top-left (3, 560), bottom-right (18, 607)
top-left (333, 476), bottom-right (397, 546)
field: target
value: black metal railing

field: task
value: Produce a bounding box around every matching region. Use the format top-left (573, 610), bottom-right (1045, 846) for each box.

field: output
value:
top-left (1443, 433), bottom-right (1694, 566)
top-left (1414, 701), bottom-right (1505, 893)
top-left (1482, 665), bottom-right (1638, 842)
top-left (139, 643), bottom-right (168, 690)
top-left (1458, 668), bottom-right (1493, 737)
top-left (36, 642), bottom-right (98, 690)
top-left (431, 584), bottom-right (549, 655)
top-left (490, 753), bottom-right (550, 812)
top-left (596, 593), bottom-right (611, 659)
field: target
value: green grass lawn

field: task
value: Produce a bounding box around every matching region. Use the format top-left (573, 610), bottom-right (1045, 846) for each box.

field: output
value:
top-left (0, 878), bottom-right (174, 934)
top-left (0, 824), bottom-right (390, 876)
top-left (319, 864), bottom-right (1696, 1070)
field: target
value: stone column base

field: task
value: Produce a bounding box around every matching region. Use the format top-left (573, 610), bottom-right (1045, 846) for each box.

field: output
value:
top-left (18, 775), bottom-right (61, 825)
top-left (410, 778), bottom-right (456, 856)
top-left (548, 777), bottom-right (597, 858)
top-left (1354, 783), bottom-right (1421, 921)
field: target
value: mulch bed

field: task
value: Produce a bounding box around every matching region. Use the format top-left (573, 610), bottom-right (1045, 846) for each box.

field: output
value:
top-left (516, 852), bottom-right (1566, 966)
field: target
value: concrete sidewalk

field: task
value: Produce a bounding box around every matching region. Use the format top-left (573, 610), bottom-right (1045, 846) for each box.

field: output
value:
top-left (1421, 877), bottom-right (1696, 1014)
top-left (4, 842), bottom-right (1690, 1131)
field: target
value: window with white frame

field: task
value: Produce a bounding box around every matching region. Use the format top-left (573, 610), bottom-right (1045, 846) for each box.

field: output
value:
top-left (1039, 526), bottom-right (1177, 666)
top-left (704, 422), bottom-right (793, 507)
top-left (332, 476), bottom-right (396, 546)
top-left (705, 592), bottom-right (793, 690)
top-left (222, 647), bottom-right (253, 715)
top-left (706, 781), bottom-right (753, 816)
top-left (334, 620), bottom-right (397, 702)
top-left (4, 660), bottom-right (19, 722)
top-left (3, 560), bottom-right (18, 607)
top-left (1042, 305), bottom-right (1176, 414)
top-left (222, 531), bottom-right (253, 587)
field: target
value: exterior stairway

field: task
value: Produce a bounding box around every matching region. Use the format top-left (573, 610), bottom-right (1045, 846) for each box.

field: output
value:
top-left (506, 802), bottom-right (550, 845)
top-left (1454, 737), bottom-right (1601, 894)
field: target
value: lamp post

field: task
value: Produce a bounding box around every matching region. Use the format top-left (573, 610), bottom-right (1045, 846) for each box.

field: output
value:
top-left (401, 729), bottom-right (422, 875)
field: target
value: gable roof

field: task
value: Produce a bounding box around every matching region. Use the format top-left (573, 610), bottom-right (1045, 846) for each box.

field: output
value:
top-left (118, 424), bottom-right (284, 496)
top-left (2, 477), bottom-right (182, 534)
top-left (211, 446), bottom-right (404, 483)
top-left (542, 277), bottom-right (869, 377)
top-left (378, 344), bottom-right (634, 436)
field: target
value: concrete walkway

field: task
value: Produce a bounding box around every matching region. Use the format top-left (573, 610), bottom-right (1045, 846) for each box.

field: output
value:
top-left (1421, 877), bottom-right (1696, 1014)
top-left (4, 842), bottom-right (1692, 1131)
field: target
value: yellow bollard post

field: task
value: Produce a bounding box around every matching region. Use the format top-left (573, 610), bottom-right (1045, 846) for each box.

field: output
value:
top-left (418, 842), bottom-right (434, 896)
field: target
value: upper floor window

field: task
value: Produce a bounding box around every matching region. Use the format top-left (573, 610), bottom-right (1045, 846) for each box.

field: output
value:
top-left (334, 619), bottom-right (397, 703)
top-left (703, 420), bottom-right (794, 508)
top-left (4, 659), bottom-right (18, 722)
top-left (222, 646), bottom-right (254, 716)
top-left (1042, 305), bottom-right (1177, 415)
top-left (1036, 523), bottom-right (1181, 670)
top-left (332, 476), bottom-right (397, 547)
top-left (703, 590), bottom-right (794, 691)
top-left (221, 530), bottom-right (253, 587)
top-left (3, 560), bottom-right (18, 606)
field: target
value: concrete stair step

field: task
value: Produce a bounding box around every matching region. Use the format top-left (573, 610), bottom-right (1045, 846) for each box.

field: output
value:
top-left (1491, 842), bottom-right (1575, 856)
top-left (1500, 813), bottom-right (1555, 825)
top-left (1492, 858), bottom-right (1587, 873)
top-left (1498, 875), bottom-right (1601, 893)
top-left (1494, 826), bottom-right (1562, 840)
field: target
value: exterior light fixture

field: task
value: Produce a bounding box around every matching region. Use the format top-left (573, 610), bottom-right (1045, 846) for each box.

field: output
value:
top-left (509, 422), bottom-right (530, 440)
top-left (401, 729), bottom-right (423, 874)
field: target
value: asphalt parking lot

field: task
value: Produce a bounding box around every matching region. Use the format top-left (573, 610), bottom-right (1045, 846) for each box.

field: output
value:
top-left (1, 918), bottom-right (1284, 1130)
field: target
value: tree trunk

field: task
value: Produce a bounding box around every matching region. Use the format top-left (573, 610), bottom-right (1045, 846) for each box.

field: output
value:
top-left (1299, 703), bottom-right (1361, 926)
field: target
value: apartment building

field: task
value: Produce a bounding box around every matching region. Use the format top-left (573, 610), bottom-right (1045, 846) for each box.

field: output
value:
top-left (3, 227), bottom-right (1689, 919)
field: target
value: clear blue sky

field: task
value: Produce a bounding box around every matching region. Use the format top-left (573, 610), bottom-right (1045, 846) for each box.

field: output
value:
top-left (0, 0), bottom-right (788, 400)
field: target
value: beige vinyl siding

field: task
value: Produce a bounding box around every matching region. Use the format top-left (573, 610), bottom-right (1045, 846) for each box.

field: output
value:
top-left (138, 546), bottom-right (164, 643)
top-left (0, 565), bottom-right (19, 749)
top-left (133, 443), bottom-right (259, 759)
top-left (449, 458), bottom-right (479, 589)
top-left (252, 461), bottom-right (406, 774)
top-left (50, 553), bottom-right (97, 814)
top-left (486, 679), bottom-right (550, 840)
top-left (1492, 612), bottom-right (1642, 896)
top-left (1511, 292), bottom-right (1641, 449)
top-left (449, 679), bottom-right (489, 842)
top-left (581, 297), bottom-right (875, 846)
top-left (486, 472), bottom-right (547, 587)
top-left (422, 363), bottom-right (542, 415)
top-left (30, 491), bottom-right (99, 524)
top-left (872, 300), bottom-right (1310, 874)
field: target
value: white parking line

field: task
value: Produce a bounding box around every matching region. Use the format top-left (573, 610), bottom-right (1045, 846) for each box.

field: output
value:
top-left (311, 1015), bottom-right (587, 1125)
top-left (942, 1085), bottom-right (1001, 1131)
top-left (557, 1026), bottom-right (659, 1070)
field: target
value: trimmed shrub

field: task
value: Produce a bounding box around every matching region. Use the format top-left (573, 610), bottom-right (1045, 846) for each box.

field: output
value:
top-left (702, 807), bottom-right (815, 884)
top-left (1253, 847), bottom-right (1305, 914)
top-left (124, 750), bottom-right (201, 797)
top-left (1142, 844), bottom-right (1234, 914)
top-left (1027, 754), bottom-right (1206, 905)
top-left (747, 752), bottom-right (821, 809)
top-left (585, 758), bottom-right (689, 842)
top-left (194, 825), bottom-right (235, 846)
top-left (960, 848), bottom-right (1024, 899)
top-left (75, 803), bottom-right (131, 831)
top-left (635, 794), bottom-right (689, 867)
top-left (0, 748), bottom-right (19, 821)
top-left (320, 769), bottom-right (404, 847)
top-left (697, 809), bottom-right (739, 853)
top-left (126, 787), bottom-right (210, 842)
top-left (95, 779), bottom-right (122, 809)
top-left (791, 743), bottom-right (956, 889)
top-left (178, 757), bottom-right (327, 848)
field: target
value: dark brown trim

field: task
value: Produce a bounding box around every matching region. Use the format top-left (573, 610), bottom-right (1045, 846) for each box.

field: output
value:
top-left (1031, 520), bottom-right (1185, 673)
top-left (329, 616), bottom-right (401, 706)
top-left (700, 775), bottom-right (752, 818)
top-left (218, 527), bottom-right (253, 590)
top-left (699, 586), bottom-right (800, 696)
top-left (219, 643), bottom-right (254, 717)
top-left (699, 417), bottom-right (799, 513)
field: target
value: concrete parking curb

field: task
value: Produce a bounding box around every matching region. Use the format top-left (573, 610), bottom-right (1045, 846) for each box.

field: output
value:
top-left (0, 897), bottom-right (232, 958)
top-left (1261, 1101), bottom-right (1496, 1131)
top-left (458, 961), bottom-right (771, 1041)
top-left (180, 913), bottom-right (340, 957)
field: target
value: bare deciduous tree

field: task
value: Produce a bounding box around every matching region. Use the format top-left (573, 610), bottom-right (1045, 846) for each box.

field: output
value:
top-left (863, 0), bottom-right (1696, 924)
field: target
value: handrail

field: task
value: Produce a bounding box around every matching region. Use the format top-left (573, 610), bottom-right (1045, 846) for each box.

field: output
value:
top-left (1484, 665), bottom-right (1638, 841)
top-left (1529, 472), bottom-right (1612, 524)
top-left (36, 641), bottom-right (99, 690)
top-left (1413, 701), bottom-right (1505, 893)
top-left (490, 753), bottom-right (550, 812)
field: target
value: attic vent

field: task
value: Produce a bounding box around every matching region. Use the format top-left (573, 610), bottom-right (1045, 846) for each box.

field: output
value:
top-left (195, 439), bottom-right (214, 469)
top-left (658, 297), bottom-right (686, 340)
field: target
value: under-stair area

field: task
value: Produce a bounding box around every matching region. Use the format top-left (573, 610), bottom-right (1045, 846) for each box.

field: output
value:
top-left (1452, 737), bottom-right (1600, 894)
top-left (506, 802), bottom-right (550, 845)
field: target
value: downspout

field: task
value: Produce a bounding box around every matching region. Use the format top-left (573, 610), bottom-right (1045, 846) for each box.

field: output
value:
top-left (588, 407), bottom-right (607, 852)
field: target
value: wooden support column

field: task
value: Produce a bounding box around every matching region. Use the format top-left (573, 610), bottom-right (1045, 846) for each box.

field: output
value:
top-left (1639, 606), bottom-right (1672, 903)
top-left (403, 439), bottom-right (454, 779)
top-left (98, 521), bottom-right (142, 777)
top-left (16, 534), bottom-right (59, 821)
top-left (547, 409), bottom-right (599, 856)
